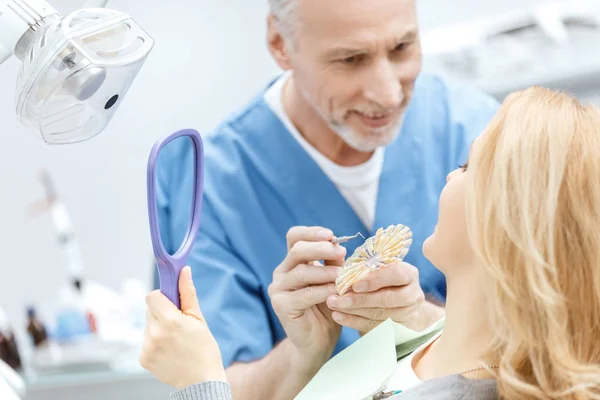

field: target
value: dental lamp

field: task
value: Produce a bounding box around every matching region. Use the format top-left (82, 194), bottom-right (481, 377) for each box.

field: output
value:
top-left (0, 0), bottom-right (154, 144)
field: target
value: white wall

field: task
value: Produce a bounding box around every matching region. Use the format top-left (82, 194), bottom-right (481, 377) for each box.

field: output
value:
top-left (0, 0), bottom-right (280, 341)
top-left (417, 0), bottom-right (530, 30)
top-left (0, 0), bottom-right (551, 346)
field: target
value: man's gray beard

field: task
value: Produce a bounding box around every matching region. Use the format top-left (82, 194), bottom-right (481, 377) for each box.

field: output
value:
top-left (328, 112), bottom-right (406, 153)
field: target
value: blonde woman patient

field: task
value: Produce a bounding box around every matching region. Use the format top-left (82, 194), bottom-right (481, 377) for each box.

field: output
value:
top-left (139, 86), bottom-right (600, 400)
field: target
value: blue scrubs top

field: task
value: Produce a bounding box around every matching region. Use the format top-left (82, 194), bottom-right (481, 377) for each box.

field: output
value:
top-left (154, 73), bottom-right (499, 367)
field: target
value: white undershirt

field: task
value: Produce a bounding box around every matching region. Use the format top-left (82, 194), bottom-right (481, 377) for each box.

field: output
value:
top-left (385, 331), bottom-right (443, 392)
top-left (264, 71), bottom-right (384, 230)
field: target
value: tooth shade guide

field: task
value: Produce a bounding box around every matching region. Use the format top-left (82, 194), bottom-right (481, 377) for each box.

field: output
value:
top-left (335, 224), bottom-right (413, 295)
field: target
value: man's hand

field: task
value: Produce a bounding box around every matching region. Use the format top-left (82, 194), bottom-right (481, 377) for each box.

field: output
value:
top-left (268, 226), bottom-right (346, 375)
top-left (326, 262), bottom-right (445, 333)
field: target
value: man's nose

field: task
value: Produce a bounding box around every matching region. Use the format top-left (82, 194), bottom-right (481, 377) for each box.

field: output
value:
top-left (362, 60), bottom-right (402, 109)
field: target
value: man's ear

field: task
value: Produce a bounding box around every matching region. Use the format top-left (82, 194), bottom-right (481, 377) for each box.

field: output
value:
top-left (266, 14), bottom-right (293, 70)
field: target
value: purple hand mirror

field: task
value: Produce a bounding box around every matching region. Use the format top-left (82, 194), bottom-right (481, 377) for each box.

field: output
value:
top-left (146, 129), bottom-right (203, 309)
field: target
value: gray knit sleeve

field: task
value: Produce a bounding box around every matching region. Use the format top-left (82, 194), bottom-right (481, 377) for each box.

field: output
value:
top-left (170, 381), bottom-right (232, 400)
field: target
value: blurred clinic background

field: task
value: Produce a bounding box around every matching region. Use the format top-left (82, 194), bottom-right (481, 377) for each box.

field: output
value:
top-left (0, 0), bottom-right (599, 399)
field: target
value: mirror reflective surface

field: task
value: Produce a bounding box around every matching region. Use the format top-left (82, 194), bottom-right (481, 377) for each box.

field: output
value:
top-left (155, 136), bottom-right (195, 256)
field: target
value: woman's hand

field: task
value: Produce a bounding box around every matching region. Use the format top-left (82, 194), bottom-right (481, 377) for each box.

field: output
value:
top-left (139, 266), bottom-right (226, 389)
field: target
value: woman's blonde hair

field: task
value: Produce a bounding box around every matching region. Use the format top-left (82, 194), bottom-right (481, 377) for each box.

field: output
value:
top-left (466, 86), bottom-right (600, 399)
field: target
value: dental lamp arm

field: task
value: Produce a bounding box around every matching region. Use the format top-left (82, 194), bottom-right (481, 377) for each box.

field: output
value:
top-left (0, 40), bottom-right (12, 65)
top-left (0, 0), bottom-right (58, 65)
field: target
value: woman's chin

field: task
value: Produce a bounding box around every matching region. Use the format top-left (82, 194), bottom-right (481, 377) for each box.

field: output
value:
top-left (422, 231), bottom-right (436, 260)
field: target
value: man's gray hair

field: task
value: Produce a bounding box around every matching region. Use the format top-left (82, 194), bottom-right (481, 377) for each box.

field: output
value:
top-left (268, 0), bottom-right (298, 39)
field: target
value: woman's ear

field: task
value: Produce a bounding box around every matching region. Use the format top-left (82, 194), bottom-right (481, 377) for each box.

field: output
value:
top-left (266, 14), bottom-right (293, 71)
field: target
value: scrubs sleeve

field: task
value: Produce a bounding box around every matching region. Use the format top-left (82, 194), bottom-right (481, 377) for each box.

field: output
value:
top-left (187, 196), bottom-right (274, 368)
top-left (449, 85), bottom-right (501, 166)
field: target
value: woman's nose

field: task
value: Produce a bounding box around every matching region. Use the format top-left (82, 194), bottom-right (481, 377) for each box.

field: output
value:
top-left (446, 168), bottom-right (459, 183)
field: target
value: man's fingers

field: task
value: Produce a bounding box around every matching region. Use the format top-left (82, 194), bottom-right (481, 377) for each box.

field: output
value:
top-left (178, 266), bottom-right (203, 317)
top-left (286, 226), bottom-right (334, 250)
top-left (327, 289), bottom-right (402, 310)
top-left (324, 253), bottom-right (345, 267)
top-left (331, 311), bottom-right (383, 334)
top-left (327, 285), bottom-right (424, 309)
top-left (280, 241), bottom-right (346, 272)
top-left (331, 304), bottom-right (423, 322)
top-left (351, 262), bottom-right (417, 293)
top-left (279, 264), bottom-right (341, 290)
top-left (285, 283), bottom-right (338, 311)
top-left (146, 290), bottom-right (180, 323)
top-left (333, 307), bottom-right (391, 321)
